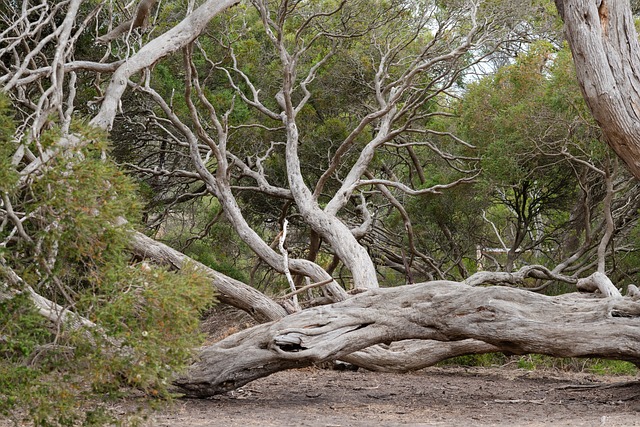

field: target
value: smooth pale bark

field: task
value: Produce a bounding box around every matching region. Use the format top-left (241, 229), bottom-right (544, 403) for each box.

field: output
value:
top-left (555, 0), bottom-right (640, 179)
top-left (128, 229), bottom-right (288, 323)
top-left (173, 282), bottom-right (640, 397)
top-left (283, 117), bottom-right (380, 290)
top-left (213, 183), bottom-right (349, 302)
top-left (576, 271), bottom-right (622, 297)
top-left (90, 0), bottom-right (240, 130)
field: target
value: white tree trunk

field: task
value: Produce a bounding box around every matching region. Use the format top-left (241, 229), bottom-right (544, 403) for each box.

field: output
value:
top-left (283, 119), bottom-right (380, 290)
top-left (555, 0), bottom-right (640, 178)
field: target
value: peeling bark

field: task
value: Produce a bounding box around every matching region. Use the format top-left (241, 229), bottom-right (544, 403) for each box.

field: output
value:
top-left (555, 0), bottom-right (640, 178)
top-left (174, 282), bottom-right (640, 397)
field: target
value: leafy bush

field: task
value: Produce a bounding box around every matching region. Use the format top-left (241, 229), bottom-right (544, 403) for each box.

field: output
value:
top-left (0, 104), bottom-right (215, 425)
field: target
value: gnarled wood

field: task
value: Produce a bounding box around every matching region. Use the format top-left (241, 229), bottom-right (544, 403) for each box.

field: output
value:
top-left (174, 282), bottom-right (640, 397)
top-left (341, 339), bottom-right (499, 372)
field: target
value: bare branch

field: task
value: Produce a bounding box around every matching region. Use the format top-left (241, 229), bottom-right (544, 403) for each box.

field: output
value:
top-left (91, 0), bottom-right (241, 130)
top-left (279, 219), bottom-right (300, 312)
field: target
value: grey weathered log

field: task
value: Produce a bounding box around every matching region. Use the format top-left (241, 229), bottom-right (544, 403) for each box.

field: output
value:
top-left (173, 281), bottom-right (640, 397)
top-left (555, 0), bottom-right (640, 178)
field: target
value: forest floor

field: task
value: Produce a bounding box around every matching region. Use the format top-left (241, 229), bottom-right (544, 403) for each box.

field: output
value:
top-left (150, 365), bottom-right (640, 426)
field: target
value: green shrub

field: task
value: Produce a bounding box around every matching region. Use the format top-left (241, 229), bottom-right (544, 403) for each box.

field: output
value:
top-left (0, 112), bottom-right (216, 425)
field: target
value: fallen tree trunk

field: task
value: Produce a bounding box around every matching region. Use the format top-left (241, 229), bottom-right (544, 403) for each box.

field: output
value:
top-left (341, 339), bottom-right (500, 372)
top-left (173, 281), bottom-right (640, 397)
top-left (126, 226), bottom-right (507, 372)
top-left (127, 230), bottom-right (638, 378)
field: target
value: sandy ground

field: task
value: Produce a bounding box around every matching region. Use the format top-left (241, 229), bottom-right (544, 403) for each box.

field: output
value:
top-left (150, 366), bottom-right (640, 427)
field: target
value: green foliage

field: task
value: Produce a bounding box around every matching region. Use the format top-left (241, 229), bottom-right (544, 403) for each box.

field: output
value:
top-left (442, 353), bottom-right (638, 376)
top-left (0, 293), bottom-right (90, 426)
top-left (404, 180), bottom-right (489, 280)
top-left (1, 265), bottom-right (213, 426)
top-left (456, 41), bottom-right (607, 270)
top-left (0, 293), bottom-right (52, 364)
top-left (0, 94), bottom-right (18, 189)
top-left (185, 239), bottom-right (249, 282)
top-left (461, 41), bottom-right (586, 185)
top-left (515, 355), bottom-right (638, 375)
top-left (10, 124), bottom-right (141, 293)
top-left (77, 263), bottom-right (214, 396)
top-left (439, 353), bottom-right (508, 368)
top-left (0, 113), bottom-right (216, 425)
top-left (587, 359), bottom-right (638, 376)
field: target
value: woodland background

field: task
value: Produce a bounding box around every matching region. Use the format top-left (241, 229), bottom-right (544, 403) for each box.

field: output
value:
top-left (1, 0), bottom-right (640, 425)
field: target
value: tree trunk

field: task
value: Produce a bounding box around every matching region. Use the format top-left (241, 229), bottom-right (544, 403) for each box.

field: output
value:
top-left (555, 0), bottom-right (640, 179)
top-left (173, 281), bottom-right (640, 397)
top-left (340, 339), bottom-right (499, 372)
top-left (90, 0), bottom-right (241, 130)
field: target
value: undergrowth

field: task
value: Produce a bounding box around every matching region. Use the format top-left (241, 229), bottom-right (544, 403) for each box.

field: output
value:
top-left (440, 353), bottom-right (638, 376)
top-left (0, 109), bottom-right (216, 426)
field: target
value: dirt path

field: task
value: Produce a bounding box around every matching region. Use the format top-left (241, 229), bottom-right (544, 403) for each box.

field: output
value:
top-left (151, 366), bottom-right (640, 426)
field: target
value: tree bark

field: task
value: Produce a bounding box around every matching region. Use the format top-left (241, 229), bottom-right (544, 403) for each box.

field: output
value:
top-left (555, 0), bottom-right (640, 179)
top-left (90, 0), bottom-right (240, 130)
top-left (341, 339), bottom-right (499, 372)
top-left (96, 0), bottom-right (159, 44)
top-left (128, 229), bottom-right (288, 323)
top-left (173, 281), bottom-right (640, 397)
top-left (576, 271), bottom-right (622, 297)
